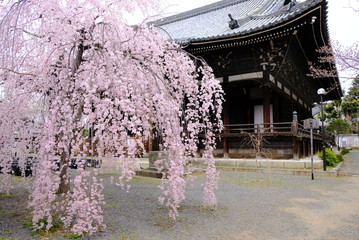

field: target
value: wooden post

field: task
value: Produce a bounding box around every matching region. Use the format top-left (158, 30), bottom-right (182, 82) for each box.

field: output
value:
top-left (292, 112), bottom-right (299, 159)
top-left (293, 138), bottom-right (299, 159)
top-left (223, 138), bottom-right (229, 158)
top-left (299, 140), bottom-right (303, 158)
top-left (292, 121), bottom-right (298, 135)
top-left (263, 88), bottom-right (271, 130)
top-left (272, 93), bottom-right (279, 132)
top-left (223, 102), bottom-right (229, 158)
top-left (223, 77), bottom-right (230, 158)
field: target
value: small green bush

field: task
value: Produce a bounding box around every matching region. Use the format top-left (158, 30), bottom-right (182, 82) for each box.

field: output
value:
top-left (318, 148), bottom-right (340, 167)
top-left (64, 233), bottom-right (83, 239)
top-left (336, 154), bottom-right (344, 162)
top-left (340, 148), bottom-right (350, 155)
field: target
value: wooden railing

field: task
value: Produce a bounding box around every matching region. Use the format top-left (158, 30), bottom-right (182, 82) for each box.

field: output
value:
top-left (221, 122), bottom-right (335, 144)
top-left (223, 122), bottom-right (293, 135)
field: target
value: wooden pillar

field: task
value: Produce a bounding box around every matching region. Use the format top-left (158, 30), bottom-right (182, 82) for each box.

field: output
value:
top-left (273, 93), bottom-right (279, 123)
top-left (248, 98), bottom-right (254, 124)
top-left (223, 77), bottom-right (229, 158)
top-left (223, 139), bottom-right (229, 158)
top-left (301, 139), bottom-right (305, 158)
top-left (293, 138), bottom-right (299, 159)
top-left (292, 120), bottom-right (298, 135)
top-left (299, 141), bottom-right (303, 158)
top-left (263, 88), bottom-right (271, 130)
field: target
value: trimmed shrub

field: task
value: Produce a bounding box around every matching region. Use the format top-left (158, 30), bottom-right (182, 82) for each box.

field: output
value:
top-left (318, 149), bottom-right (340, 167)
top-left (340, 148), bottom-right (350, 155)
top-left (336, 154), bottom-right (344, 162)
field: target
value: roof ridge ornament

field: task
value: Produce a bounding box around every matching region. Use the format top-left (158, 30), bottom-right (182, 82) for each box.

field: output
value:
top-left (228, 14), bottom-right (239, 30)
top-left (283, 0), bottom-right (296, 6)
top-left (283, 0), bottom-right (297, 10)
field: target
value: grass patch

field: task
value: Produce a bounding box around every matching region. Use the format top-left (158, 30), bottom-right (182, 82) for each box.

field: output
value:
top-left (118, 234), bottom-right (139, 240)
top-left (21, 221), bottom-right (33, 229)
top-left (103, 202), bottom-right (120, 208)
top-left (30, 227), bottom-right (65, 238)
top-left (131, 176), bottom-right (161, 183)
top-left (134, 168), bottom-right (154, 172)
top-left (64, 233), bottom-right (84, 239)
top-left (0, 237), bottom-right (25, 240)
top-left (23, 216), bottom-right (67, 239)
top-left (0, 194), bottom-right (12, 200)
top-left (193, 206), bottom-right (228, 215)
top-left (3, 230), bottom-right (12, 234)
top-left (99, 173), bottom-right (118, 177)
top-left (154, 216), bottom-right (176, 230)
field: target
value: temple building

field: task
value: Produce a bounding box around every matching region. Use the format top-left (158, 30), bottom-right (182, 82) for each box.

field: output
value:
top-left (154, 0), bottom-right (342, 159)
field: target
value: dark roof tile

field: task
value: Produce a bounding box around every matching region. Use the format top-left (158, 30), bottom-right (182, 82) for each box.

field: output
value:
top-left (154, 0), bottom-right (323, 44)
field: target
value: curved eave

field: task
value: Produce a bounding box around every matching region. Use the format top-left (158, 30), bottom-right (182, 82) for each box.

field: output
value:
top-left (315, 1), bottom-right (342, 99)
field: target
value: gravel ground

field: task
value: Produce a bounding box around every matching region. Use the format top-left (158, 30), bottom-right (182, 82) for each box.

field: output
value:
top-left (1, 168), bottom-right (359, 240)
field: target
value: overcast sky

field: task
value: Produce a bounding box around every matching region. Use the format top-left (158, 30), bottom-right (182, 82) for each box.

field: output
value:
top-left (158, 0), bottom-right (359, 92)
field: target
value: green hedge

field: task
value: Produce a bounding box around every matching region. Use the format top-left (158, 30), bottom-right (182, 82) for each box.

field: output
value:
top-left (336, 154), bottom-right (344, 162)
top-left (318, 149), bottom-right (342, 167)
top-left (340, 148), bottom-right (350, 155)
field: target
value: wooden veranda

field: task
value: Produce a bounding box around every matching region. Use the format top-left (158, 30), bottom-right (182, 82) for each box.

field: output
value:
top-left (216, 120), bottom-right (335, 159)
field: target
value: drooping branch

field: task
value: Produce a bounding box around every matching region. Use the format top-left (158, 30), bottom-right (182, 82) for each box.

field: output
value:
top-left (308, 43), bottom-right (359, 81)
top-left (0, 67), bottom-right (36, 77)
top-left (345, 0), bottom-right (359, 12)
top-left (20, 28), bottom-right (45, 38)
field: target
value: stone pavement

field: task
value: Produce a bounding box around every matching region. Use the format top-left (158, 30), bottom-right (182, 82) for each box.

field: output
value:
top-left (339, 150), bottom-right (359, 176)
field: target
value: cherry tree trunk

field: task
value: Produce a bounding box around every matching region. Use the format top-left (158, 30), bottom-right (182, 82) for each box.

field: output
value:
top-left (58, 151), bottom-right (70, 194)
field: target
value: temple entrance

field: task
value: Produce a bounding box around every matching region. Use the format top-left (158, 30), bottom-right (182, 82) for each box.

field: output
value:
top-left (254, 104), bottom-right (273, 132)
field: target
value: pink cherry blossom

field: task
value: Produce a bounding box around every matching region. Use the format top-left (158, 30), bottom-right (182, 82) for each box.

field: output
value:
top-left (0, 0), bottom-right (223, 235)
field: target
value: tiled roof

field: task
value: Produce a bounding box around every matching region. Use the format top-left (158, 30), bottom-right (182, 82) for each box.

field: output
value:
top-left (154, 0), bottom-right (324, 44)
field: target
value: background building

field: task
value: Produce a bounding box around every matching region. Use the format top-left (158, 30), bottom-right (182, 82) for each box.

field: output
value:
top-left (154, 0), bottom-right (342, 159)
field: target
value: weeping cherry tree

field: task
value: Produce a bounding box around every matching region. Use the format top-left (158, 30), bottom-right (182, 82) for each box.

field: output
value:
top-left (0, 0), bottom-right (223, 235)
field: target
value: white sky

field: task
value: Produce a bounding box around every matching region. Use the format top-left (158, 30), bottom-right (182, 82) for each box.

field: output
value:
top-left (157, 0), bottom-right (359, 92)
